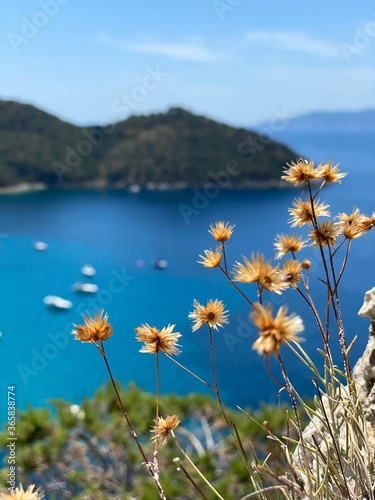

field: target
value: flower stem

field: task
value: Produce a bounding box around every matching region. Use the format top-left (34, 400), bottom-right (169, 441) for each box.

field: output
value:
top-left (172, 432), bottom-right (224, 500)
top-left (95, 341), bottom-right (166, 500)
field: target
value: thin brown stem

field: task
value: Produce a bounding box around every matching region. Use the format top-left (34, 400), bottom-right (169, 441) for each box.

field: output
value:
top-left (208, 326), bottom-right (252, 475)
top-left (218, 265), bottom-right (254, 308)
top-left (94, 341), bottom-right (166, 500)
top-left (221, 241), bottom-right (228, 274)
top-left (174, 458), bottom-right (208, 499)
top-left (155, 350), bottom-right (160, 459)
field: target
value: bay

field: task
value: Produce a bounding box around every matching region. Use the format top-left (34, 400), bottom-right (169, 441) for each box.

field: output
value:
top-left (0, 130), bottom-right (374, 421)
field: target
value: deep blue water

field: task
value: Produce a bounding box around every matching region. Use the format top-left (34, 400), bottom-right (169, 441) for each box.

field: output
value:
top-left (0, 131), bottom-right (374, 421)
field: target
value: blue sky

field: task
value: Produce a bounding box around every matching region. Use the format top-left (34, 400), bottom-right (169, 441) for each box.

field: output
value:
top-left (1, 0), bottom-right (375, 127)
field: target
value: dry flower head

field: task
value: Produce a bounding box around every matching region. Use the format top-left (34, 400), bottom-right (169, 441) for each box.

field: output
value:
top-left (317, 161), bottom-right (346, 183)
top-left (72, 311), bottom-right (113, 343)
top-left (282, 260), bottom-right (303, 288)
top-left (282, 158), bottom-right (321, 185)
top-left (135, 324), bottom-right (181, 355)
top-left (151, 415), bottom-right (180, 447)
top-left (233, 253), bottom-right (288, 294)
top-left (197, 247), bottom-right (222, 268)
top-left (189, 299), bottom-right (229, 331)
top-left (251, 303), bottom-right (304, 357)
top-left (289, 198), bottom-right (330, 227)
top-left (208, 221), bottom-right (234, 242)
top-left (309, 220), bottom-right (341, 247)
top-left (274, 233), bottom-right (306, 259)
top-left (0, 484), bottom-right (44, 500)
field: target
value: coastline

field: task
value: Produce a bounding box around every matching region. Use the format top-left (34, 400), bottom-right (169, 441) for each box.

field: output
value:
top-left (0, 178), bottom-right (291, 195)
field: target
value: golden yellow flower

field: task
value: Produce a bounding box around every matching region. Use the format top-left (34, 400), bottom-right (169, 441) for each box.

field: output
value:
top-left (289, 198), bottom-right (330, 227)
top-left (0, 484), bottom-right (44, 500)
top-left (72, 311), bottom-right (113, 343)
top-left (189, 299), bottom-right (229, 332)
top-left (282, 158), bottom-right (321, 185)
top-left (274, 233), bottom-right (306, 259)
top-left (251, 303), bottom-right (304, 358)
top-left (135, 324), bottom-right (181, 355)
top-left (197, 247), bottom-right (222, 268)
top-left (233, 253), bottom-right (288, 294)
top-left (309, 220), bottom-right (341, 247)
top-left (281, 260), bottom-right (302, 288)
top-left (316, 161), bottom-right (346, 183)
top-left (208, 221), bottom-right (234, 242)
top-left (151, 415), bottom-right (180, 447)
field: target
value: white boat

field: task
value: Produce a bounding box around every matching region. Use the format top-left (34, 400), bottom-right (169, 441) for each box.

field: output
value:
top-left (153, 259), bottom-right (168, 270)
top-left (43, 295), bottom-right (73, 310)
top-left (34, 241), bottom-right (48, 251)
top-left (81, 264), bottom-right (96, 277)
top-left (72, 282), bottom-right (99, 293)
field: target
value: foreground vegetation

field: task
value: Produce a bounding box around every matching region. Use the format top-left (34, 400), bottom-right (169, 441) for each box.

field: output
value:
top-left (0, 384), bottom-right (299, 499)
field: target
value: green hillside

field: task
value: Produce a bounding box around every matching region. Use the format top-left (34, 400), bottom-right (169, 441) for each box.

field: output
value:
top-left (0, 100), bottom-right (298, 189)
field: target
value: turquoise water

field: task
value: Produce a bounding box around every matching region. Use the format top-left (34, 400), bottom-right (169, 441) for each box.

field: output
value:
top-left (0, 131), bottom-right (374, 420)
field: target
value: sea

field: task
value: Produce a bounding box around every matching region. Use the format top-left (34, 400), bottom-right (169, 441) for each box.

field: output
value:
top-left (0, 130), bottom-right (374, 422)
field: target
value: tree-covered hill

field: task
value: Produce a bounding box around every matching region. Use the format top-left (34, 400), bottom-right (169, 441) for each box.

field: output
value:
top-left (0, 100), bottom-right (298, 189)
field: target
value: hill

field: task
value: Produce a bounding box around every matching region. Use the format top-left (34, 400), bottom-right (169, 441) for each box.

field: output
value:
top-left (254, 109), bottom-right (375, 132)
top-left (0, 100), bottom-right (298, 190)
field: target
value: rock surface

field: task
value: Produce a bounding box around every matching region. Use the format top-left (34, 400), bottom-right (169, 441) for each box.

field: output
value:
top-left (291, 287), bottom-right (375, 497)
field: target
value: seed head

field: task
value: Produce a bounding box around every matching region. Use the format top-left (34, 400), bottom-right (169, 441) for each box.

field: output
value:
top-left (197, 247), bottom-right (222, 268)
top-left (208, 221), bottom-right (234, 242)
top-left (0, 484), bottom-right (44, 500)
top-left (135, 324), bottom-right (181, 355)
top-left (189, 299), bottom-right (229, 332)
top-left (282, 158), bottom-right (321, 185)
top-left (72, 311), bottom-right (113, 343)
top-left (274, 233), bottom-right (306, 259)
top-left (316, 161), bottom-right (346, 183)
top-left (251, 303), bottom-right (304, 358)
top-left (309, 220), bottom-right (341, 247)
top-left (151, 415), bottom-right (180, 447)
top-left (289, 198), bottom-right (330, 227)
top-left (233, 253), bottom-right (288, 294)
top-left (281, 260), bottom-right (302, 288)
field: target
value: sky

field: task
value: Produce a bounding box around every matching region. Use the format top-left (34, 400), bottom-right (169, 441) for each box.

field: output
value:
top-left (1, 0), bottom-right (375, 127)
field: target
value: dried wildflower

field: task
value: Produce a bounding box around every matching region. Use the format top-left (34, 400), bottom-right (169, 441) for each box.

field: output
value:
top-left (72, 311), bottom-right (113, 343)
top-left (316, 161), bottom-right (346, 183)
top-left (0, 484), bottom-right (44, 500)
top-left (135, 324), bottom-right (181, 355)
top-left (208, 221), bottom-right (234, 242)
top-left (338, 208), bottom-right (369, 239)
top-left (282, 158), bottom-right (321, 185)
top-left (281, 260), bottom-right (302, 288)
top-left (251, 303), bottom-right (304, 358)
top-left (151, 415), bottom-right (180, 447)
top-left (309, 220), bottom-right (341, 247)
top-left (189, 299), bottom-right (229, 332)
top-left (233, 253), bottom-right (288, 294)
top-left (274, 233), bottom-right (306, 259)
top-left (198, 247), bottom-right (222, 268)
top-left (289, 198), bottom-right (330, 227)
top-left (301, 259), bottom-right (312, 270)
